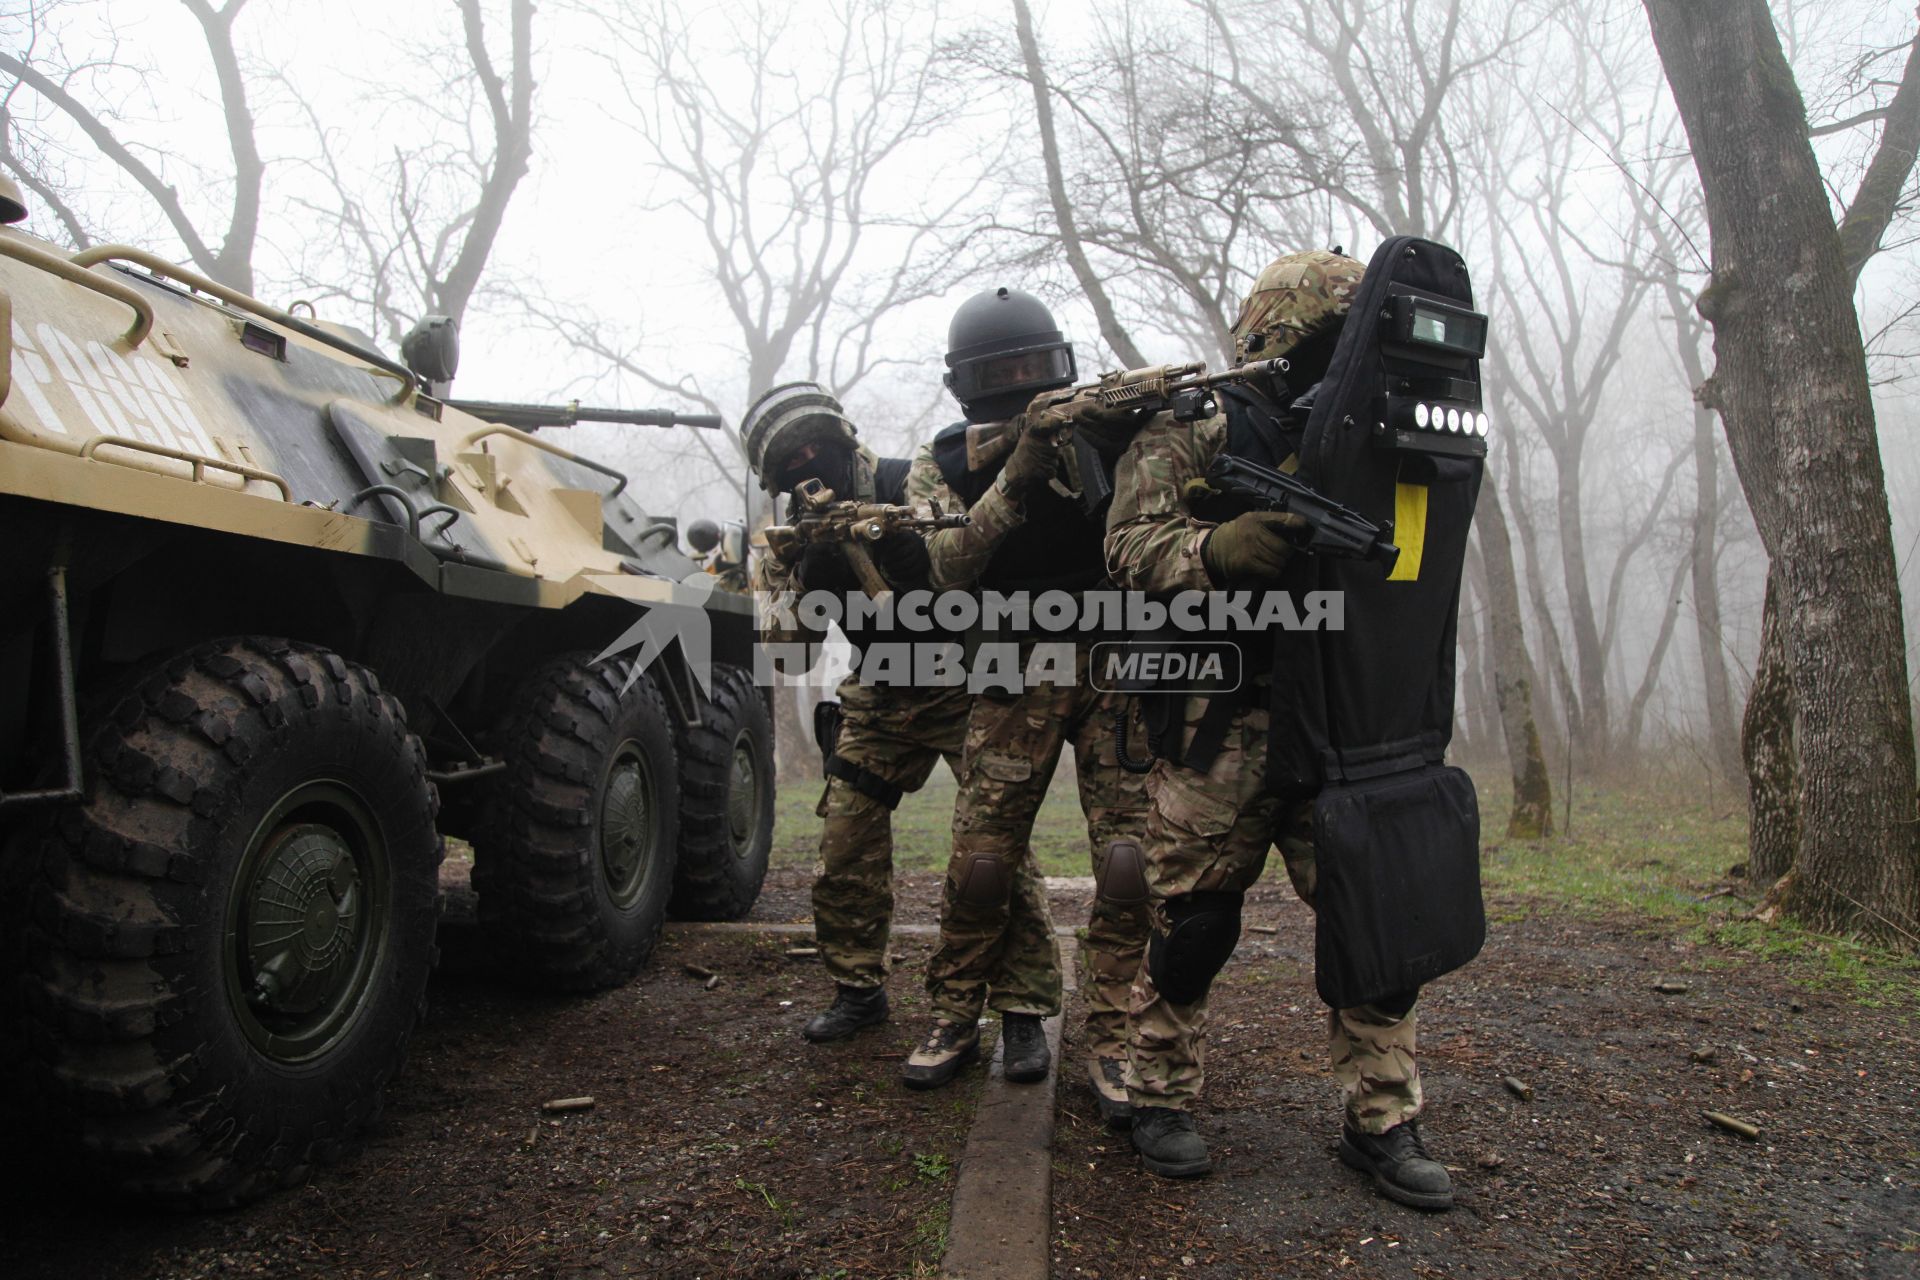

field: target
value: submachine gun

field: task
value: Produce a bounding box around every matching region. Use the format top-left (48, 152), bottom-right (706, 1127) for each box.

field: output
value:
top-left (1201, 454), bottom-right (1399, 572)
top-left (763, 477), bottom-right (969, 599)
top-left (445, 399), bottom-right (723, 432)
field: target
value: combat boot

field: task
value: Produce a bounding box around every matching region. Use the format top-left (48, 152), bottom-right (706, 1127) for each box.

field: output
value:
top-left (1001, 1013), bottom-right (1051, 1083)
top-left (1338, 1120), bottom-right (1454, 1211)
top-left (801, 984), bottom-right (888, 1043)
top-left (1088, 1055), bottom-right (1134, 1128)
top-left (1131, 1106), bottom-right (1212, 1178)
top-left (901, 1018), bottom-right (980, 1090)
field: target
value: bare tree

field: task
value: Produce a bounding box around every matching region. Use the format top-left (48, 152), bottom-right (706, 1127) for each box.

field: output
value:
top-left (1008, 0), bottom-right (1147, 366)
top-left (550, 0), bottom-right (991, 774)
top-left (1, 0), bottom-right (263, 289)
top-left (1644, 0), bottom-right (1920, 945)
top-left (281, 0), bottom-right (534, 343)
top-left (1476, 478), bottom-right (1556, 836)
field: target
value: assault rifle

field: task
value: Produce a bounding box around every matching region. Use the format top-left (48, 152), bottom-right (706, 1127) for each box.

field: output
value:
top-left (1009, 357), bottom-right (1296, 514)
top-left (1028, 356), bottom-right (1295, 429)
top-left (763, 477), bottom-right (969, 598)
top-left (1202, 454), bottom-right (1400, 572)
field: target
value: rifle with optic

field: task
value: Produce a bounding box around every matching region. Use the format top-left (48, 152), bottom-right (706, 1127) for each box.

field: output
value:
top-left (763, 477), bottom-right (970, 598)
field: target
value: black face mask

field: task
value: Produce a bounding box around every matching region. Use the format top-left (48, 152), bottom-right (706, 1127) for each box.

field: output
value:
top-left (779, 446), bottom-right (855, 502)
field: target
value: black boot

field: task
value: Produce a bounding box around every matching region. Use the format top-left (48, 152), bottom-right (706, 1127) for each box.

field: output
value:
top-left (801, 985), bottom-right (888, 1043)
top-left (1001, 1013), bottom-right (1051, 1083)
top-left (1131, 1106), bottom-right (1212, 1178)
top-left (1338, 1120), bottom-right (1454, 1211)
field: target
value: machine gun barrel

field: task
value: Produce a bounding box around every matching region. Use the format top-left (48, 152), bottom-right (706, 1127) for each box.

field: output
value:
top-left (1203, 453), bottom-right (1399, 572)
top-left (446, 399), bottom-right (723, 431)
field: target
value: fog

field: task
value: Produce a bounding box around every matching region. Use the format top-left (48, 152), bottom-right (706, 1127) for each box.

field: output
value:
top-left (4, 0), bottom-right (1916, 783)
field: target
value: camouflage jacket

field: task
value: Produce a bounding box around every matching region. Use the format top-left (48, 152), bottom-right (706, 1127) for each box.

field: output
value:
top-left (1103, 409), bottom-right (1230, 595)
top-left (753, 444), bottom-right (883, 645)
top-left (904, 435), bottom-right (1028, 592)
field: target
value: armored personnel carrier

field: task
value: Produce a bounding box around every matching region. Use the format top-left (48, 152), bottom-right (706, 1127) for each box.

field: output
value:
top-left (0, 182), bottom-right (774, 1206)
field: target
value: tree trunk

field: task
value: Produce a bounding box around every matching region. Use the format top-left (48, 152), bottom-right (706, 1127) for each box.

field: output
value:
top-left (1685, 379), bottom-right (1745, 790)
top-left (1552, 448), bottom-right (1610, 768)
top-left (1009, 0), bottom-right (1146, 367)
top-left (1476, 484), bottom-right (1553, 838)
top-left (1455, 558), bottom-right (1496, 761)
top-left (1645, 0), bottom-right (1920, 946)
top-left (1664, 271), bottom-right (1747, 789)
top-left (1743, 570), bottom-right (1799, 884)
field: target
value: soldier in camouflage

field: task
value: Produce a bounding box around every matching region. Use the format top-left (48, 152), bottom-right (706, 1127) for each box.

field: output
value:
top-left (743, 384), bottom-right (1005, 1042)
top-left (896, 289), bottom-right (1152, 1119)
top-left (1101, 251), bottom-right (1453, 1208)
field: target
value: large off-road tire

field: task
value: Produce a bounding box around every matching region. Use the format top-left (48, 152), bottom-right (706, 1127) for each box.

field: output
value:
top-left (0, 637), bottom-right (442, 1208)
top-left (472, 654), bottom-right (678, 991)
top-left (669, 664), bottom-right (775, 921)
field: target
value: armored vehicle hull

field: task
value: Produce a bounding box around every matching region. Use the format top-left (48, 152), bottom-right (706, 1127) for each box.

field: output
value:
top-left (0, 226), bottom-right (773, 1206)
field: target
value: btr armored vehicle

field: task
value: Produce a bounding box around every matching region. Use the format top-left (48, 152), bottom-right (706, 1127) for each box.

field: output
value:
top-left (0, 183), bottom-right (773, 1206)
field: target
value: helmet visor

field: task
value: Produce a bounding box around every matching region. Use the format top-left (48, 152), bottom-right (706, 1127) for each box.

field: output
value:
top-left (976, 346), bottom-right (1074, 392)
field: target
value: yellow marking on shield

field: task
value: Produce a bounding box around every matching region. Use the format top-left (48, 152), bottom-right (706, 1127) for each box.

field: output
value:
top-left (1387, 482), bottom-right (1427, 582)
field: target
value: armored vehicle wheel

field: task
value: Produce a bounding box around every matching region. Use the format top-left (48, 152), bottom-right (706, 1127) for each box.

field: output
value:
top-left (473, 654), bottom-right (678, 991)
top-left (0, 637), bottom-right (442, 1208)
top-left (669, 664), bottom-right (775, 921)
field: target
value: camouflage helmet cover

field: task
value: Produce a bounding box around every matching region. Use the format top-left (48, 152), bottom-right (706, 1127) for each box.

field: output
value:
top-left (1230, 249), bottom-right (1366, 364)
top-left (740, 381), bottom-right (858, 492)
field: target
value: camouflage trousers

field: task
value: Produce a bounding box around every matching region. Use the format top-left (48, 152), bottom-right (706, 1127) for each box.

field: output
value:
top-left (1126, 695), bottom-right (1423, 1133)
top-left (925, 642), bottom-right (1151, 1060)
top-left (811, 679), bottom-right (974, 989)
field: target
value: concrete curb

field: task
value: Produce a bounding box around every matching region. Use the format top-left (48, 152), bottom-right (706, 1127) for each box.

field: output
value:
top-left (939, 959), bottom-right (1071, 1280)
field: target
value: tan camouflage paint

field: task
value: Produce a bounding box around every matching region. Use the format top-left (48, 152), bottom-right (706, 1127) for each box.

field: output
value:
top-left (1228, 248), bottom-right (1367, 365)
top-left (1105, 406), bottom-right (1423, 1130)
top-left (0, 229), bottom-right (754, 620)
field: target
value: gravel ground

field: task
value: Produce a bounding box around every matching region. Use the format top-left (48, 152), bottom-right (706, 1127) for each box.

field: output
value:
top-left (1051, 884), bottom-right (1920, 1279)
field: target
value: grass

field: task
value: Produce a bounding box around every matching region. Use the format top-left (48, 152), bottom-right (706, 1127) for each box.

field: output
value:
top-left (1474, 770), bottom-right (1750, 922)
top-left (772, 746), bottom-right (1917, 1012)
top-left (1474, 764), bottom-right (1919, 1014)
top-left (771, 748), bottom-right (1096, 878)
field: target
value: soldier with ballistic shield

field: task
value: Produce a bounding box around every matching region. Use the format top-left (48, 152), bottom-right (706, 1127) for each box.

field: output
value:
top-left (897, 288), bottom-right (1153, 1121)
top-left (1101, 247), bottom-right (1486, 1207)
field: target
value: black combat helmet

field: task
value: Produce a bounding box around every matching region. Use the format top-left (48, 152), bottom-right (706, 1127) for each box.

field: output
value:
top-left (943, 287), bottom-right (1077, 424)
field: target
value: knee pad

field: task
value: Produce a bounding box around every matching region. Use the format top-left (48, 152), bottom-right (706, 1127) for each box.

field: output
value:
top-left (954, 852), bottom-right (1009, 907)
top-left (1146, 890), bottom-right (1243, 1005)
top-left (1094, 838), bottom-right (1148, 906)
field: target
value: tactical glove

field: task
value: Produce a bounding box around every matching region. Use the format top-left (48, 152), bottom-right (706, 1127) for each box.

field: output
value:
top-left (1001, 420), bottom-right (1060, 497)
top-left (1201, 510), bottom-right (1307, 586)
top-left (797, 542), bottom-right (860, 594)
top-left (873, 530), bottom-right (932, 586)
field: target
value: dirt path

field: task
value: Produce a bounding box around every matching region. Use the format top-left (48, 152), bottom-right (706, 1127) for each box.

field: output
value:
top-left (2, 870), bottom-right (980, 1280)
top-left (1052, 883), bottom-right (1920, 1279)
top-left (4, 869), bottom-right (1914, 1279)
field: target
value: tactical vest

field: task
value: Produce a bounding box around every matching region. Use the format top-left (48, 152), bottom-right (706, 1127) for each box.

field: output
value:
top-left (929, 422), bottom-right (1108, 596)
top-left (872, 455), bottom-right (911, 506)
